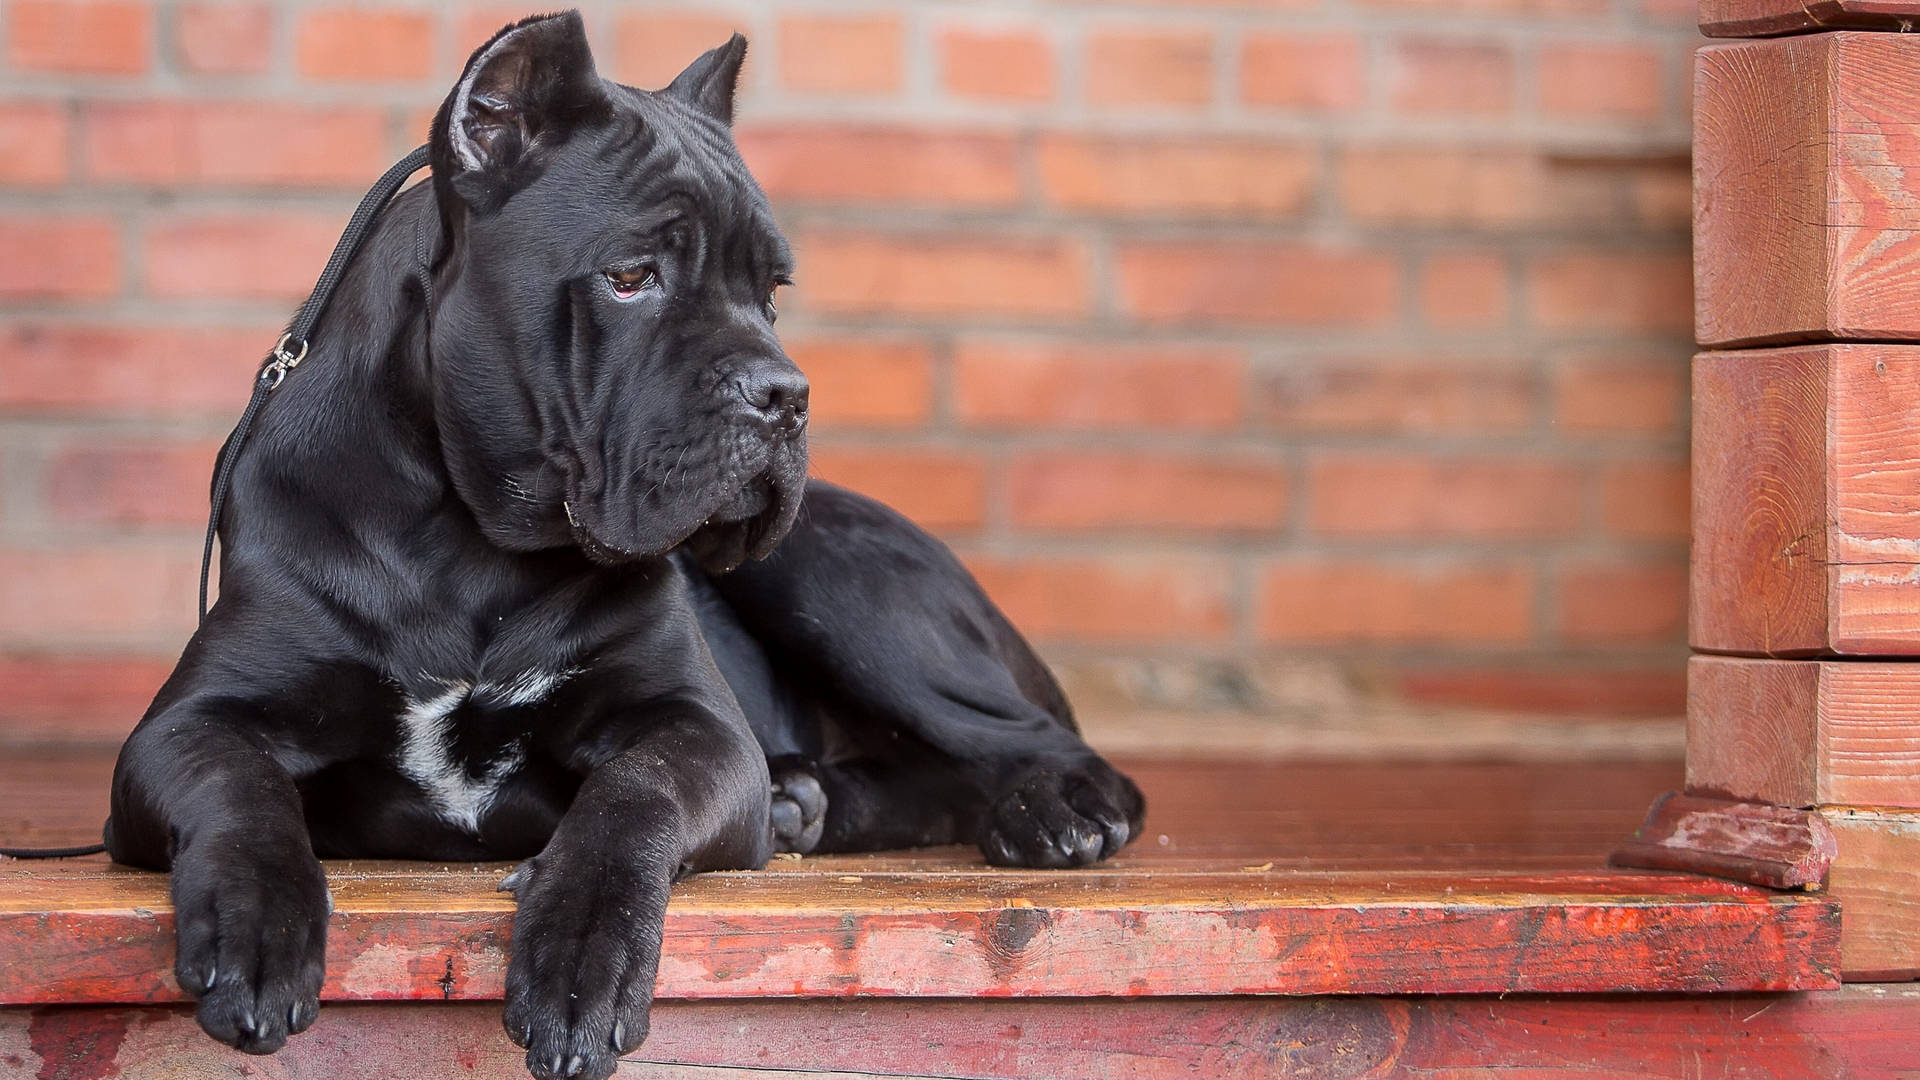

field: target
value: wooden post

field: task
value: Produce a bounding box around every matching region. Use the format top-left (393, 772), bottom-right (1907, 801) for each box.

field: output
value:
top-left (1611, 24), bottom-right (1920, 981)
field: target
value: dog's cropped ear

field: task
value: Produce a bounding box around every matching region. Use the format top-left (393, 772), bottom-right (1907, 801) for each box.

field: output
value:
top-left (663, 34), bottom-right (747, 124)
top-left (433, 10), bottom-right (609, 208)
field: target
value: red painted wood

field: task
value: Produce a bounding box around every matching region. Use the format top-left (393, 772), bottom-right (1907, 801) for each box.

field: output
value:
top-left (1610, 792), bottom-right (1837, 890)
top-left (0, 860), bottom-right (1842, 1003)
top-left (6, 991), bottom-right (1920, 1079)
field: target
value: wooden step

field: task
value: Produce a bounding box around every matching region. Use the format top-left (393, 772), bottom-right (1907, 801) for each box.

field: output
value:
top-left (1695, 34), bottom-right (1920, 347)
top-left (0, 857), bottom-right (1841, 1003)
top-left (0, 750), bottom-right (1841, 1003)
top-left (10, 991), bottom-right (1920, 1080)
top-left (1702, 0), bottom-right (1920, 37)
top-left (1691, 346), bottom-right (1920, 656)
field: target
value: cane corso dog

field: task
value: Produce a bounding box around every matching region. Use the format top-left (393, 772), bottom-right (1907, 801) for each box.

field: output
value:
top-left (103, 11), bottom-right (1143, 1079)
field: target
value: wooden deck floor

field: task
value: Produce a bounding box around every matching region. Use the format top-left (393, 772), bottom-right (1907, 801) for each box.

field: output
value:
top-left (0, 747), bottom-right (1840, 1003)
top-left (3, 746), bottom-right (1909, 1078)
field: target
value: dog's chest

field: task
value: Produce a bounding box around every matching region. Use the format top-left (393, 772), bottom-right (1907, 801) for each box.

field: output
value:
top-left (392, 670), bottom-right (577, 832)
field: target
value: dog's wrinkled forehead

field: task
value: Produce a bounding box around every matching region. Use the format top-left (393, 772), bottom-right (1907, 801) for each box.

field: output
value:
top-left (593, 87), bottom-right (789, 266)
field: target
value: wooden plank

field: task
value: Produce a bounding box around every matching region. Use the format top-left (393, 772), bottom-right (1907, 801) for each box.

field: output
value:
top-left (1687, 656), bottom-right (1920, 808)
top-left (1829, 808), bottom-right (1920, 980)
top-left (7, 991), bottom-right (1920, 1079)
top-left (1702, 0), bottom-right (1920, 37)
top-left (1692, 346), bottom-right (1920, 655)
top-left (1609, 792), bottom-right (1837, 890)
top-left (0, 859), bottom-right (1841, 1003)
top-left (1695, 35), bottom-right (1920, 347)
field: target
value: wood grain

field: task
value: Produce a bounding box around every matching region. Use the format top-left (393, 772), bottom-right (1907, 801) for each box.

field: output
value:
top-left (8, 991), bottom-right (1920, 1080)
top-left (1696, 35), bottom-right (1920, 346)
top-left (0, 860), bottom-right (1841, 1003)
top-left (1828, 808), bottom-right (1920, 980)
top-left (1609, 792), bottom-right (1836, 890)
top-left (1692, 345), bottom-right (1920, 655)
top-left (1688, 656), bottom-right (1920, 808)
top-left (1702, 0), bottom-right (1920, 37)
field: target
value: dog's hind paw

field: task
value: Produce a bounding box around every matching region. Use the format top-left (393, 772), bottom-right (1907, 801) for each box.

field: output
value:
top-left (978, 756), bottom-right (1146, 869)
top-left (768, 755), bottom-right (826, 855)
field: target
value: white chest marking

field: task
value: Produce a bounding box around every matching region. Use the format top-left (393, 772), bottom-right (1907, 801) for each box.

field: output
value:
top-left (396, 669), bottom-right (576, 832)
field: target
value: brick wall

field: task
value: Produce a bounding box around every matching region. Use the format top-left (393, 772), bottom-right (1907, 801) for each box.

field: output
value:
top-left (0, 0), bottom-right (1698, 741)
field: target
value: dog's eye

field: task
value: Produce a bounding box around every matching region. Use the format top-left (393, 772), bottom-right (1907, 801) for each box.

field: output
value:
top-left (766, 278), bottom-right (788, 322)
top-left (604, 266), bottom-right (659, 299)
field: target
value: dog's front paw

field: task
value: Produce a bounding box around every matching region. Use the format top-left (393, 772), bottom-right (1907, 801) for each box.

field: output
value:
top-left (169, 839), bottom-right (329, 1054)
top-left (501, 850), bottom-right (669, 1080)
top-left (979, 756), bottom-right (1146, 868)
top-left (768, 755), bottom-right (826, 854)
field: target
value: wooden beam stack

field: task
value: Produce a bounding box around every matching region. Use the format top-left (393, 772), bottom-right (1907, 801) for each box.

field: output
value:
top-left (1615, 8), bottom-right (1920, 981)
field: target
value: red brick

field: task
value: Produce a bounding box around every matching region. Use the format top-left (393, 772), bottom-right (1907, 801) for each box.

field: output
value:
top-left (84, 102), bottom-right (389, 186)
top-left (1240, 33), bottom-right (1364, 110)
top-left (1390, 40), bottom-right (1512, 114)
top-left (1539, 43), bottom-right (1665, 118)
top-left (1008, 452), bottom-right (1288, 533)
top-left (142, 213), bottom-right (340, 300)
top-left (1357, 0), bottom-right (1609, 14)
top-left (1259, 560), bottom-right (1536, 645)
top-left (1114, 241), bottom-right (1399, 328)
top-left (939, 26), bottom-right (1055, 103)
top-left (173, 2), bottom-right (271, 75)
top-left (777, 14), bottom-right (901, 95)
top-left (966, 555), bottom-right (1233, 644)
top-left (1085, 28), bottom-right (1213, 108)
top-left (1600, 459), bottom-right (1688, 541)
top-left (0, 102), bottom-right (69, 186)
top-left (953, 340), bottom-right (1244, 431)
top-left (808, 448), bottom-right (987, 531)
top-left (1556, 561), bottom-right (1686, 644)
top-left (1306, 455), bottom-right (1582, 537)
top-left (449, 6), bottom-right (531, 63)
top-left (0, 218), bottom-right (120, 299)
top-left (798, 230), bottom-right (1089, 319)
top-left (6, 0), bottom-right (152, 74)
top-left (295, 8), bottom-right (433, 82)
top-left (783, 338), bottom-right (934, 429)
top-left (1528, 251), bottom-right (1691, 332)
top-left (1338, 147), bottom-right (1616, 228)
top-left (1553, 354), bottom-right (1685, 435)
top-left (1259, 363), bottom-right (1534, 435)
top-left (611, 11), bottom-right (744, 89)
top-left (1394, 664), bottom-right (1686, 718)
top-left (1034, 136), bottom-right (1316, 219)
top-left (47, 439), bottom-right (220, 527)
top-left (737, 126), bottom-right (1021, 207)
top-left (0, 324), bottom-right (268, 414)
top-left (0, 547), bottom-right (199, 644)
top-left (1631, 162), bottom-right (1691, 228)
top-left (0, 654), bottom-right (174, 741)
top-left (1419, 252), bottom-right (1510, 329)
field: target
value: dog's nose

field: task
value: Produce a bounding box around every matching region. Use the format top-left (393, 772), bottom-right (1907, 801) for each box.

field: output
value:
top-left (735, 364), bottom-right (810, 435)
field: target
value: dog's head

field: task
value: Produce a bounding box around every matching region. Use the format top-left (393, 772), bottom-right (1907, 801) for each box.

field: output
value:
top-left (426, 11), bottom-right (806, 573)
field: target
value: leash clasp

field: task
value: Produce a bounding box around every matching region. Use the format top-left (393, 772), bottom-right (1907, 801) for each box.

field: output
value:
top-left (261, 333), bottom-right (310, 390)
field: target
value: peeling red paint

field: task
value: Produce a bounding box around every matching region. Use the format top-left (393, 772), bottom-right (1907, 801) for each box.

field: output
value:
top-left (27, 1007), bottom-right (128, 1080)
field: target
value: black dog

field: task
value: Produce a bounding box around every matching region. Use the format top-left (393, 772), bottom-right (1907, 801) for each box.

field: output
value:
top-left (103, 12), bottom-right (1143, 1080)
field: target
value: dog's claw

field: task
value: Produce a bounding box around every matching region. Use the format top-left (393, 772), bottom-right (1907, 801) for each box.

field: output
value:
top-left (499, 866), bottom-right (524, 893)
top-left (610, 1021), bottom-right (624, 1050)
top-left (565, 1053), bottom-right (584, 1076)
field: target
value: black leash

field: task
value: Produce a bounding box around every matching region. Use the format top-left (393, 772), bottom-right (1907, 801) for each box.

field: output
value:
top-left (199, 144), bottom-right (434, 622)
top-left (1, 146), bottom-right (432, 863)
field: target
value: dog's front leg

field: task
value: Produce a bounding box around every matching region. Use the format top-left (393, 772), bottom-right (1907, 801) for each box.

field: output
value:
top-left (502, 707), bottom-right (771, 1080)
top-left (107, 709), bottom-right (329, 1055)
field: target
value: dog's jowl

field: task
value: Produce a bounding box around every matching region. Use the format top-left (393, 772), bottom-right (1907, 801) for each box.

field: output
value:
top-left (103, 12), bottom-right (1144, 1080)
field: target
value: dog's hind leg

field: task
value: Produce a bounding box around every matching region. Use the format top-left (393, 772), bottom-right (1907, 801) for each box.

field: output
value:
top-left (702, 480), bottom-right (1145, 867)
